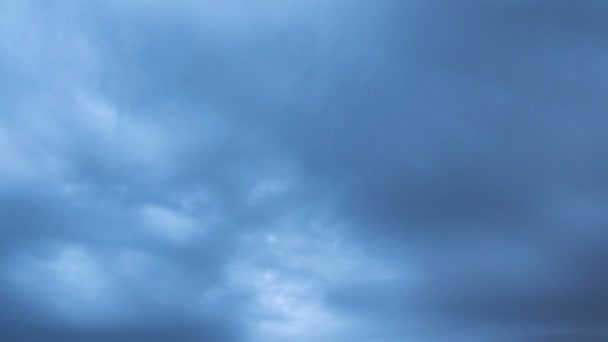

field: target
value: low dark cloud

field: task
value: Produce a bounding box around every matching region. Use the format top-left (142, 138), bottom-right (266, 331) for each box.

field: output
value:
top-left (1, 0), bottom-right (607, 341)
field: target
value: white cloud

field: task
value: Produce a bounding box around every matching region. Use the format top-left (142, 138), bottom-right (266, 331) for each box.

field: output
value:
top-left (46, 246), bottom-right (110, 300)
top-left (221, 222), bottom-right (395, 341)
top-left (4, 245), bottom-right (118, 325)
top-left (140, 204), bottom-right (199, 243)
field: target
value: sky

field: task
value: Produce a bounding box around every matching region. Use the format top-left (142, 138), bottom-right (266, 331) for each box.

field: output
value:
top-left (1, 1), bottom-right (608, 341)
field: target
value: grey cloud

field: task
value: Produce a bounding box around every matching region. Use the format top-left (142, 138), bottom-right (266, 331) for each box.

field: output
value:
top-left (1, 0), bottom-right (608, 341)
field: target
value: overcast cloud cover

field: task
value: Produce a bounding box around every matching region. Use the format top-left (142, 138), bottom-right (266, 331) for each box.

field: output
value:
top-left (1, 1), bottom-right (608, 341)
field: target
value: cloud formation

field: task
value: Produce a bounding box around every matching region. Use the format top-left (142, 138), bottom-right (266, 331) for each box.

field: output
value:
top-left (1, 1), bottom-right (608, 341)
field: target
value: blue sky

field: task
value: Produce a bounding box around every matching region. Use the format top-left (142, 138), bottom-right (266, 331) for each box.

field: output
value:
top-left (1, 1), bottom-right (608, 341)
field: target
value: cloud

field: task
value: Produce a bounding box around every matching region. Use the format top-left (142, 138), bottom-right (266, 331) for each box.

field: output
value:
top-left (1, 0), bottom-right (608, 341)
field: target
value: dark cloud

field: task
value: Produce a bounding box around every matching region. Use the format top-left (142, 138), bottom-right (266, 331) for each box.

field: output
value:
top-left (1, 0), bottom-right (607, 341)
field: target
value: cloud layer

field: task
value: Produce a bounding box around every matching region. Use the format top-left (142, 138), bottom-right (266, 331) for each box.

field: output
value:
top-left (1, 1), bottom-right (608, 341)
